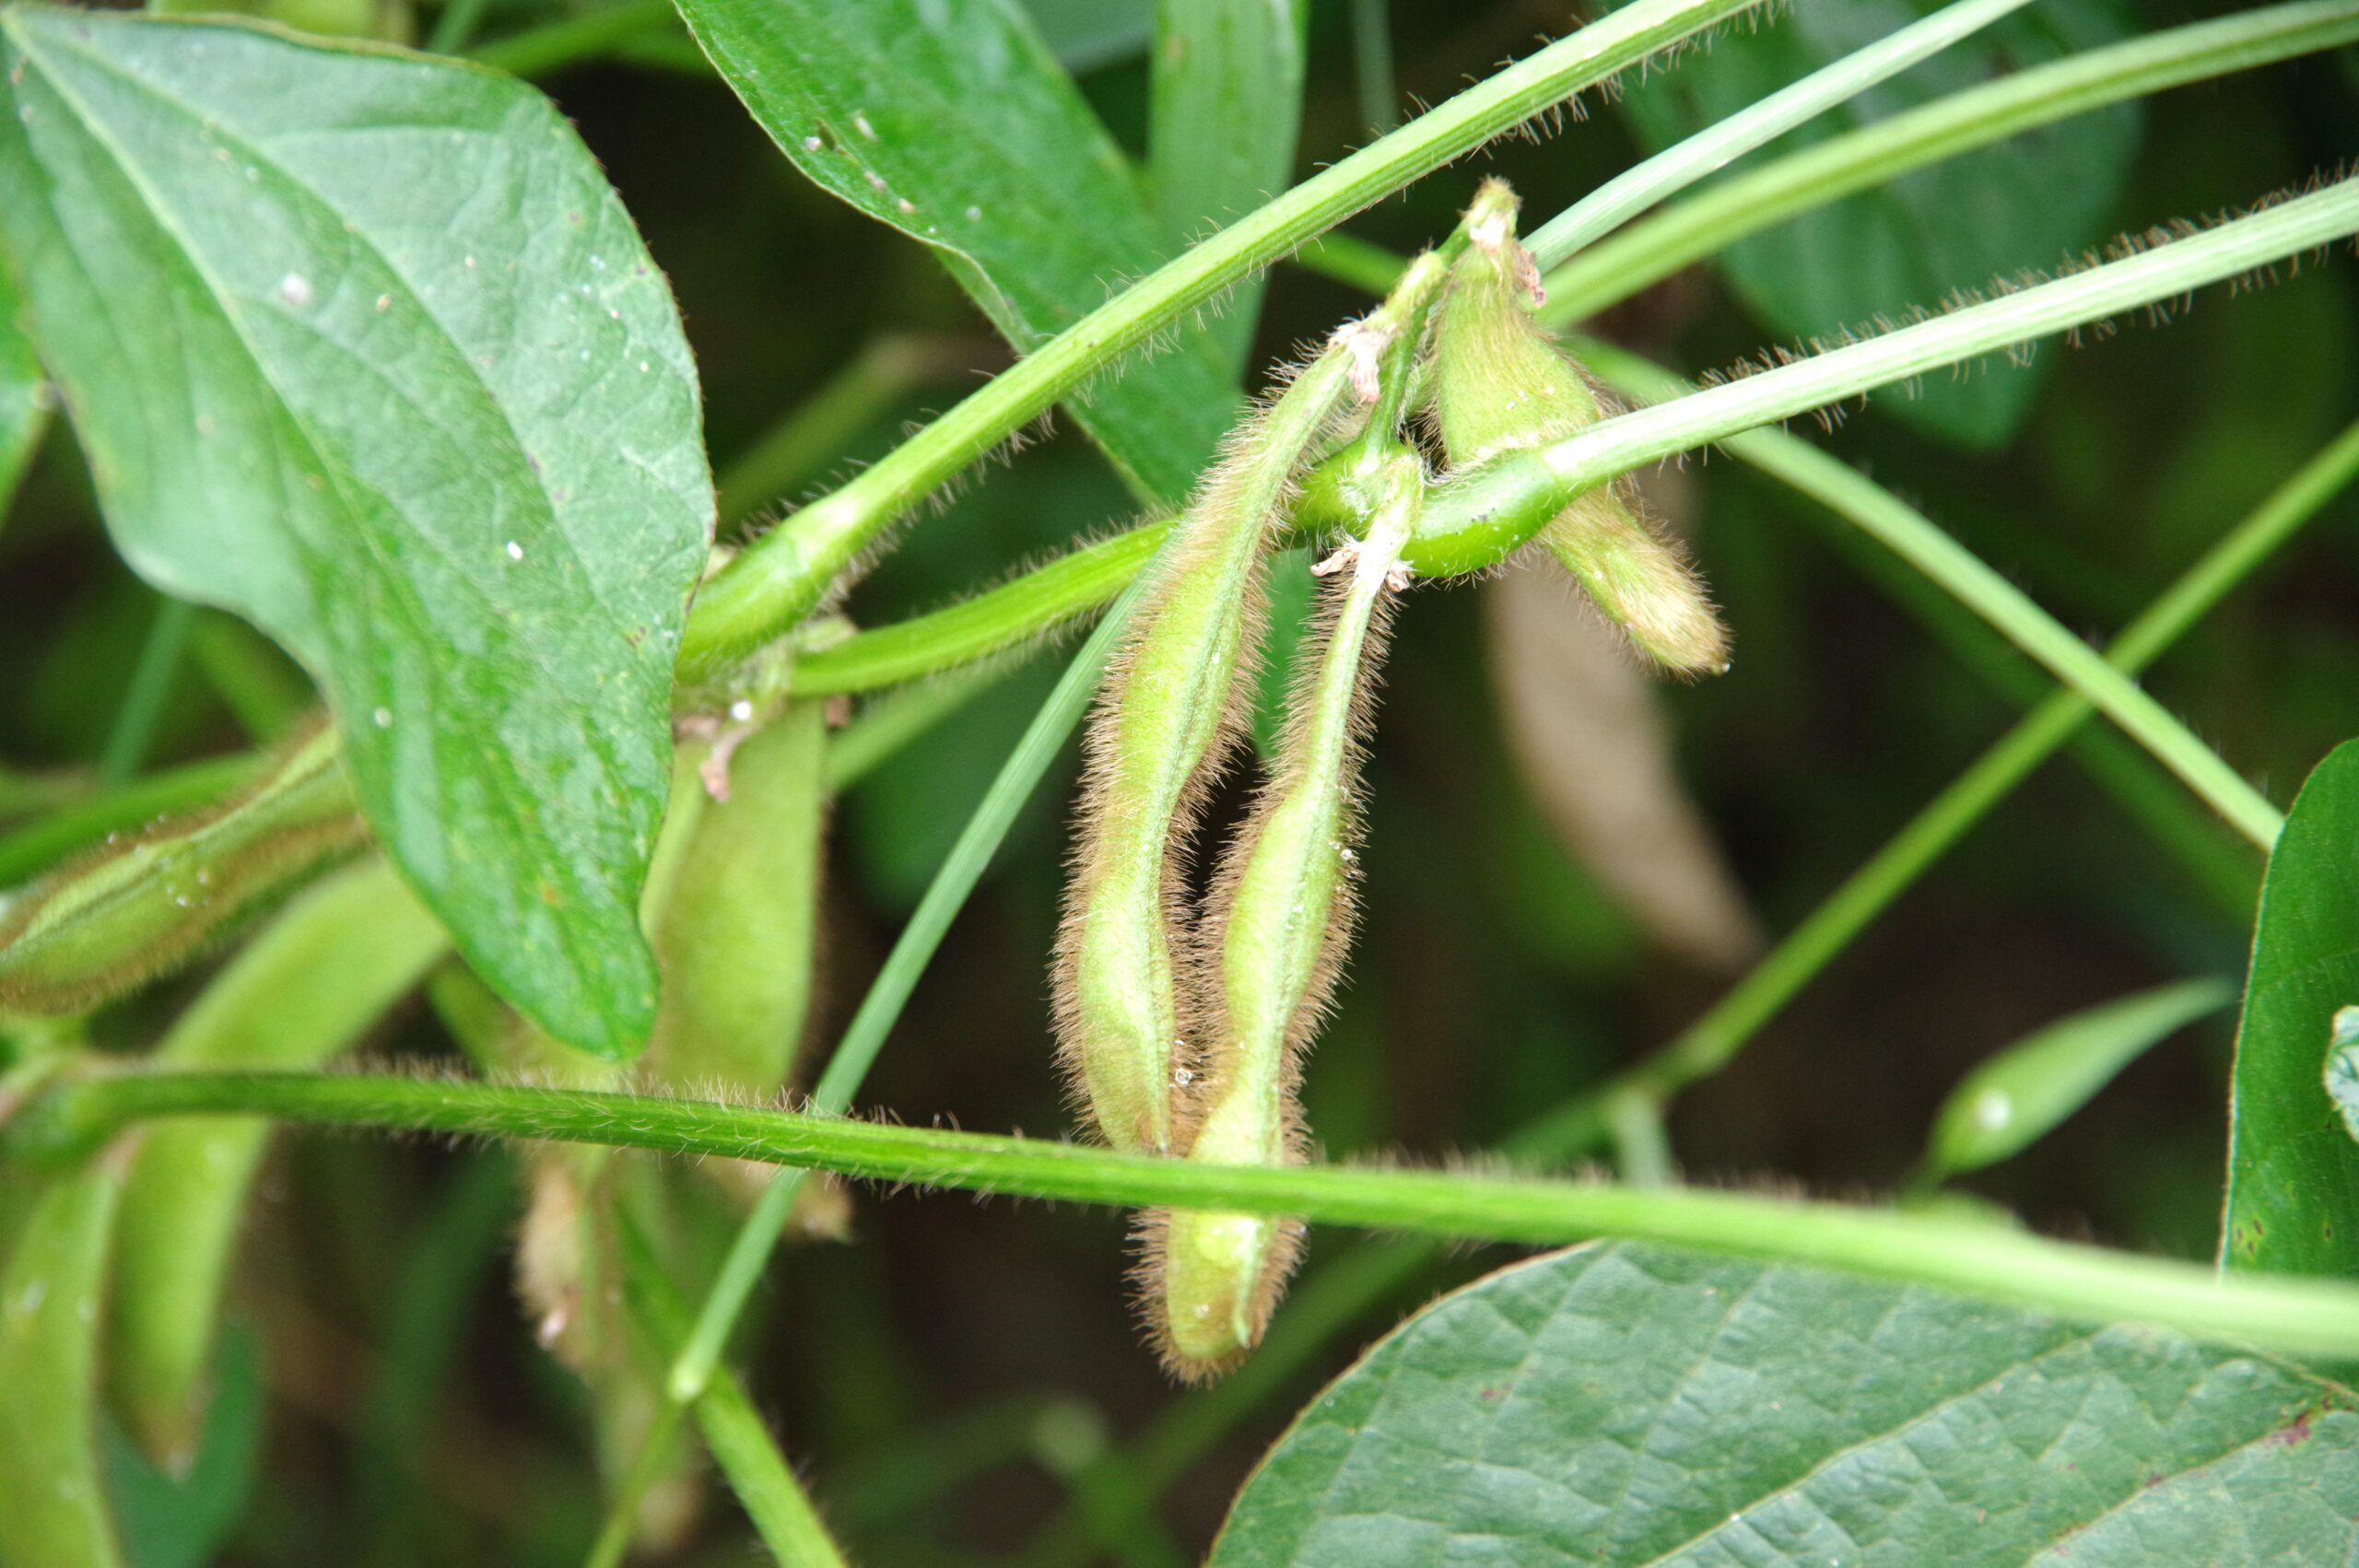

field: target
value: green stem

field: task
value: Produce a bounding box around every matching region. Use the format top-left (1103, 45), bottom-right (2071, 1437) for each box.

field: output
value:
top-left (424, 0), bottom-right (491, 54)
top-left (789, 525), bottom-right (1168, 697)
top-left (24, 1069), bottom-right (2359, 1359)
top-left (1348, 0), bottom-right (1396, 136)
top-left (1565, 334), bottom-right (2288, 846)
top-left (467, 0), bottom-right (675, 78)
top-left (674, 0), bottom-right (1761, 671)
top-left (665, 581), bottom-right (1148, 1405)
top-left (612, 1212), bottom-right (848, 1568)
top-left (98, 597), bottom-right (194, 788)
top-left (715, 337), bottom-right (982, 527)
top-left (818, 663), bottom-right (1014, 794)
top-left (1539, 0), bottom-right (2359, 324)
top-left (1522, 0), bottom-right (2032, 269)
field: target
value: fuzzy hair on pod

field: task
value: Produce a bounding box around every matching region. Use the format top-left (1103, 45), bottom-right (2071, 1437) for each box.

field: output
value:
top-left (1432, 181), bottom-right (1729, 676)
top-left (1053, 353), bottom-right (1356, 1156)
top-left (1144, 461), bottom-right (1419, 1380)
top-left (0, 720), bottom-right (369, 1015)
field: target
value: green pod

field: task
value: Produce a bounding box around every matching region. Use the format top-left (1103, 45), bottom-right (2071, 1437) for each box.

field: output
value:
top-left (1153, 460), bottom-right (1420, 1378)
top-left (0, 724), bottom-right (367, 1013)
top-left (106, 856), bottom-right (447, 1468)
top-left (1427, 181), bottom-right (1728, 674)
top-left (1056, 352), bottom-right (1355, 1154)
top-left (646, 702), bottom-right (827, 1101)
top-left (0, 1162), bottom-right (126, 1568)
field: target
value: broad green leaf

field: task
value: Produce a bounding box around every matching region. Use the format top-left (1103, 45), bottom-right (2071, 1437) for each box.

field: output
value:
top-left (2225, 740), bottom-right (2359, 1276)
top-left (0, 265), bottom-right (45, 533)
top-left (0, 9), bottom-right (714, 1058)
top-left (1149, 0), bottom-right (1307, 376)
top-left (1215, 1240), bottom-right (2359, 1566)
top-left (1614, 0), bottom-right (2139, 450)
top-left (672, 0), bottom-right (1237, 508)
top-left (1919, 976), bottom-right (2233, 1184)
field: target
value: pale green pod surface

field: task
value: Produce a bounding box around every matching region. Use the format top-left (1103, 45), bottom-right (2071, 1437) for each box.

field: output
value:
top-left (0, 725), bottom-right (367, 1014)
top-left (1429, 181), bottom-right (1727, 674)
top-left (646, 702), bottom-right (827, 1099)
top-left (1156, 471), bottom-right (1416, 1377)
top-left (1057, 353), bottom-right (1353, 1154)
top-left (106, 857), bottom-right (447, 1468)
top-left (0, 1162), bottom-right (126, 1568)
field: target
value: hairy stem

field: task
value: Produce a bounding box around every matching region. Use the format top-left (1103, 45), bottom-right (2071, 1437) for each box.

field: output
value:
top-left (20, 1069), bottom-right (2359, 1359)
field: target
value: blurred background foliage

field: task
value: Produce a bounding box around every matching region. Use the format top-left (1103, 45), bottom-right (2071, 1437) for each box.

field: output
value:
top-left (2, 0), bottom-right (2355, 1560)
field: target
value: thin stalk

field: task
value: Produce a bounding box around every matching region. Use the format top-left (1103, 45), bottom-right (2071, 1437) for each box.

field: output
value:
top-left (613, 1213), bottom-right (848, 1568)
top-left (675, 0), bottom-right (1762, 670)
top-left (715, 337), bottom-right (983, 527)
top-left (1523, 0), bottom-right (2032, 268)
top-left (819, 664), bottom-right (1014, 795)
top-left (26, 1070), bottom-right (2359, 1360)
top-left (665, 583), bottom-right (1149, 1405)
top-left (1539, 0), bottom-right (2359, 324)
top-left (99, 597), bottom-right (194, 787)
top-left (424, 0), bottom-right (491, 54)
top-left (1349, 0), bottom-right (1396, 136)
top-left (1565, 333), bottom-right (2288, 846)
top-left (467, 0), bottom-right (675, 78)
top-left (1509, 415), bottom-right (2359, 1160)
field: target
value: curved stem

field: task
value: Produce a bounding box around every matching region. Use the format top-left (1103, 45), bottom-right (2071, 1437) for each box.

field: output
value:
top-left (23, 1068), bottom-right (2359, 1360)
top-left (1538, 0), bottom-right (2359, 325)
top-left (674, 0), bottom-right (1760, 672)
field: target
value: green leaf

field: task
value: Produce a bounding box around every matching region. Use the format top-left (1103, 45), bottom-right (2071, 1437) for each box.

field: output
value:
top-left (1614, 0), bottom-right (2140, 450)
top-left (0, 9), bottom-right (714, 1058)
top-left (2225, 739), bottom-right (2359, 1276)
top-left (1023, 0), bottom-right (1153, 73)
top-left (0, 264), bottom-right (46, 532)
top-left (1149, 0), bottom-right (1307, 376)
top-left (1214, 1240), bottom-right (2359, 1566)
top-left (1919, 976), bottom-right (2233, 1184)
top-left (672, 0), bottom-right (1237, 508)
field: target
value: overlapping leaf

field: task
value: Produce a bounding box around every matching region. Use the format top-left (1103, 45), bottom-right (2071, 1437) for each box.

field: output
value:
top-left (672, 0), bottom-right (1237, 506)
top-left (1216, 1240), bottom-right (2359, 1565)
top-left (0, 9), bottom-right (713, 1056)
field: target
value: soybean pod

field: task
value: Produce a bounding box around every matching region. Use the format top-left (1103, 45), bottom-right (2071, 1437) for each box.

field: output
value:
top-left (0, 1162), bottom-right (126, 1568)
top-left (1429, 181), bottom-right (1728, 675)
top-left (1152, 456), bottom-right (1423, 1377)
top-left (646, 701), bottom-right (826, 1104)
top-left (1055, 352), bottom-right (1356, 1154)
top-left (0, 723), bottom-right (368, 1013)
top-left (107, 856), bottom-right (447, 1467)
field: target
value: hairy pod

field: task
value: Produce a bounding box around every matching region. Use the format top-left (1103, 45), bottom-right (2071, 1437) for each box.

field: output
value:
top-left (1056, 352), bottom-right (1355, 1154)
top-left (0, 723), bottom-right (368, 1013)
top-left (0, 1161), bottom-right (126, 1568)
top-left (106, 856), bottom-right (448, 1468)
top-left (1430, 181), bottom-right (1729, 675)
top-left (646, 701), bottom-right (826, 1104)
top-left (1151, 458), bottom-right (1421, 1378)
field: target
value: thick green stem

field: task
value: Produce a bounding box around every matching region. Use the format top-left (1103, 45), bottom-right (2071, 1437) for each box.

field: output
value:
top-left (21, 1069), bottom-right (2359, 1359)
top-left (674, 0), bottom-right (1760, 671)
